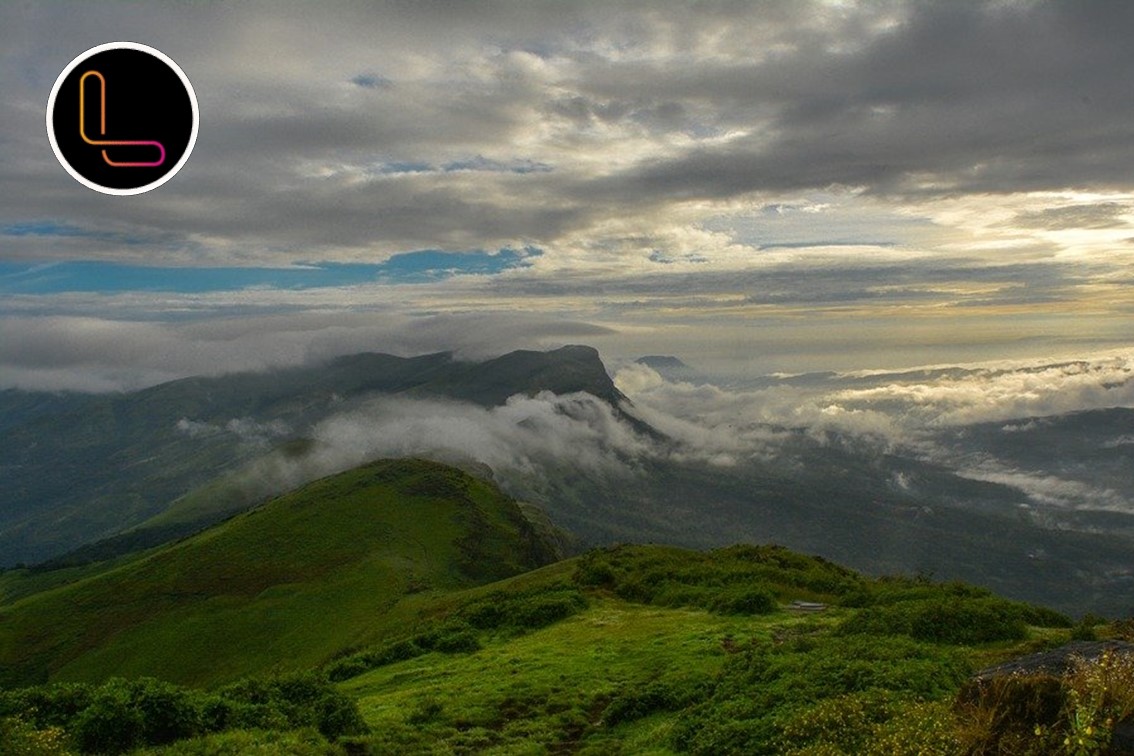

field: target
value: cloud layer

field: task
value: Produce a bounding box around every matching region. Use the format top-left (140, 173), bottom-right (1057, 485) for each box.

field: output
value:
top-left (4, 2), bottom-right (1134, 388)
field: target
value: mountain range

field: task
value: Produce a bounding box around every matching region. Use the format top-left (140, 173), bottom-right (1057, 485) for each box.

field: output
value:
top-left (0, 345), bottom-right (619, 567)
top-left (2, 347), bottom-right (1133, 752)
top-left (2, 344), bottom-right (1132, 616)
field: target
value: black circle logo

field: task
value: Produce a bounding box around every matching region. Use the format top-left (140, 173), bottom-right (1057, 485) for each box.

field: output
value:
top-left (47, 42), bottom-right (199, 195)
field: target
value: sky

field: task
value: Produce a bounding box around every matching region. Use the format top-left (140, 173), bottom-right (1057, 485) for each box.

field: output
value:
top-left (3, 0), bottom-right (1134, 392)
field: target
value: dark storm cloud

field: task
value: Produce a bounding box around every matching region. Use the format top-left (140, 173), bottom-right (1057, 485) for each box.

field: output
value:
top-left (578, 2), bottom-right (1134, 201)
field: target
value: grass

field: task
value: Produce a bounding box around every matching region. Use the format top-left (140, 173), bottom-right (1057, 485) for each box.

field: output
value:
top-left (0, 459), bottom-right (557, 688)
top-left (0, 537), bottom-right (1109, 755)
top-left (343, 599), bottom-right (789, 754)
top-left (1, 459), bottom-right (1115, 754)
top-left (324, 544), bottom-right (1078, 754)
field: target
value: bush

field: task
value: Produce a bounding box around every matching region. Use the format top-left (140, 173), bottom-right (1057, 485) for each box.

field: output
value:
top-left (672, 634), bottom-right (970, 754)
top-left (129, 678), bottom-right (202, 746)
top-left (955, 672), bottom-right (1065, 752)
top-left (73, 684), bottom-right (145, 754)
top-left (459, 588), bottom-right (587, 632)
top-left (955, 650), bottom-right (1134, 755)
top-left (573, 558), bottom-right (615, 588)
top-left (840, 598), bottom-right (1028, 645)
top-left (776, 691), bottom-right (898, 754)
top-left (603, 673), bottom-right (715, 726)
top-left (712, 587), bottom-right (777, 616)
top-left (417, 621), bottom-right (482, 653)
top-left (0, 672), bottom-right (366, 752)
top-left (0, 682), bottom-right (94, 729)
top-left (220, 673), bottom-right (368, 740)
top-left (864, 700), bottom-right (961, 755)
top-left (328, 639), bottom-right (423, 682)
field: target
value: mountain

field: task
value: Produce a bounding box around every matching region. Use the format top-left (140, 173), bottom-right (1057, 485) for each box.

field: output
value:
top-left (5, 344), bottom-right (1134, 618)
top-left (0, 458), bottom-right (560, 688)
top-left (0, 345), bottom-right (617, 567)
top-left (516, 439), bottom-right (1134, 617)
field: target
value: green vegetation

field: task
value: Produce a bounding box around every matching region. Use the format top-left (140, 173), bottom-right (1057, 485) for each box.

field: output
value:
top-left (2, 458), bottom-right (1129, 754)
top-left (0, 458), bottom-right (558, 688)
top-left (1, 539), bottom-right (1122, 754)
top-left (0, 345), bottom-right (621, 568)
top-left (323, 545), bottom-right (1070, 754)
top-left (952, 647), bottom-right (1134, 755)
top-left (0, 673), bottom-right (364, 755)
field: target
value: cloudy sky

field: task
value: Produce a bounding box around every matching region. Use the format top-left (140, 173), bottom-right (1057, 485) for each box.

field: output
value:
top-left (3, 0), bottom-right (1134, 391)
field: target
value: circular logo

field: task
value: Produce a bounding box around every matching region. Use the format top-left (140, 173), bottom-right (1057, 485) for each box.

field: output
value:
top-left (47, 42), bottom-right (199, 195)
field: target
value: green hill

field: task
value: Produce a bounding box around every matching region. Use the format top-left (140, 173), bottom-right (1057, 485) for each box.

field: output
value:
top-left (5, 539), bottom-right (1124, 756)
top-left (0, 458), bottom-right (559, 688)
top-left (4, 458), bottom-right (1131, 755)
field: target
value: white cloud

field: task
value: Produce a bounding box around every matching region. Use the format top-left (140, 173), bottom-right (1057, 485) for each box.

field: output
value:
top-left (955, 461), bottom-right (1126, 513)
top-left (306, 391), bottom-right (655, 483)
top-left (830, 352), bottom-right (1134, 427)
top-left (0, 311), bottom-right (616, 392)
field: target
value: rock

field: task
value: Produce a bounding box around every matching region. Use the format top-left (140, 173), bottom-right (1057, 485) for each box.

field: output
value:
top-left (964, 641), bottom-right (1134, 755)
top-left (972, 640), bottom-right (1134, 681)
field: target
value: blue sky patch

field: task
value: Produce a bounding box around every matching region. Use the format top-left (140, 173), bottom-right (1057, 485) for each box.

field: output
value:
top-left (0, 248), bottom-right (541, 295)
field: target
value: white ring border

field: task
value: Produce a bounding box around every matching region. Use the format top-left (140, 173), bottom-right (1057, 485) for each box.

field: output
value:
top-left (46, 41), bottom-right (200, 196)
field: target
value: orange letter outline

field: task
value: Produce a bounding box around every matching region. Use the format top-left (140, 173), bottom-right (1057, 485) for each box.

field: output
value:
top-left (79, 70), bottom-right (166, 168)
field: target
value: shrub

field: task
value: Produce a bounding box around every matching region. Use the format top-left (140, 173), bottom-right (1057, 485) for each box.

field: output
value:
top-left (603, 673), bottom-right (715, 726)
top-left (0, 682), bottom-right (94, 729)
top-left (459, 588), bottom-right (587, 632)
top-left (325, 639), bottom-right (428, 682)
top-left (712, 587), bottom-right (777, 616)
top-left (72, 683), bottom-right (145, 755)
top-left (955, 650), bottom-right (1134, 755)
top-left (955, 673), bottom-right (1066, 752)
top-left (128, 678), bottom-right (202, 746)
top-left (840, 598), bottom-right (1027, 645)
top-left (672, 634), bottom-right (970, 754)
top-left (510, 594), bottom-right (587, 629)
top-left (573, 557), bottom-right (615, 588)
top-left (777, 691), bottom-right (898, 754)
top-left (417, 621), bottom-right (482, 653)
top-left (865, 700), bottom-right (962, 755)
top-left (219, 673), bottom-right (368, 740)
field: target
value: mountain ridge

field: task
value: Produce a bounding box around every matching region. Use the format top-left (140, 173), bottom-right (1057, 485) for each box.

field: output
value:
top-left (0, 345), bottom-right (622, 567)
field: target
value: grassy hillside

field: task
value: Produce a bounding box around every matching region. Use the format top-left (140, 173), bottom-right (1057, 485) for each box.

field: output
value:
top-left (337, 544), bottom-right (1083, 754)
top-left (3, 457), bottom-right (1130, 754)
top-left (0, 459), bottom-right (558, 688)
top-left (6, 542), bottom-right (1126, 755)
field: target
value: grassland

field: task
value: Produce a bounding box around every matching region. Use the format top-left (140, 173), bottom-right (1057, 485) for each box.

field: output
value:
top-left (3, 461), bottom-right (1129, 755)
top-left (0, 458), bottom-right (558, 688)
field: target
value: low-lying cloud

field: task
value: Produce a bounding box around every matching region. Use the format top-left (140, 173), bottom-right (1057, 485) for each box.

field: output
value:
top-left (612, 350), bottom-right (1134, 513)
top-left (308, 391), bottom-right (654, 482)
top-left (176, 417), bottom-right (291, 448)
top-left (0, 311), bottom-right (617, 392)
